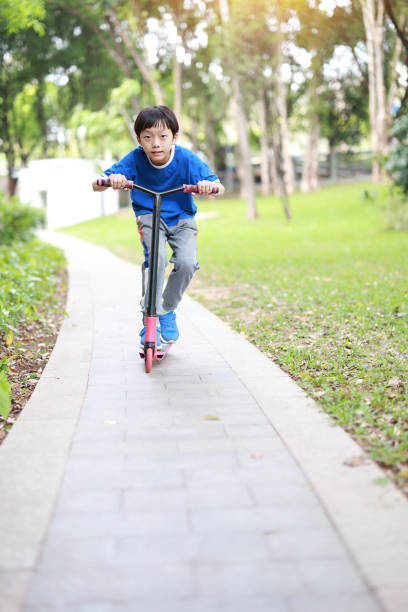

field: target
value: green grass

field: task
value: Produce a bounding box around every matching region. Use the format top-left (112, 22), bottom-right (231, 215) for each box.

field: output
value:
top-left (62, 182), bottom-right (408, 485)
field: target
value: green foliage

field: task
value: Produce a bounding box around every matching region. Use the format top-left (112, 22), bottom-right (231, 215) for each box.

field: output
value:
top-left (383, 189), bottom-right (408, 231)
top-left (387, 115), bottom-right (408, 196)
top-left (383, 115), bottom-right (408, 230)
top-left (0, 193), bottom-right (45, 244)
top-left (0, 0), bottom-right (45, 34)
top-left (69, 79), bottom-right (142, 158)
top-left (0, 238), bottom-right (65, 342)
top-left (0, 358), bottom-right (11, 420)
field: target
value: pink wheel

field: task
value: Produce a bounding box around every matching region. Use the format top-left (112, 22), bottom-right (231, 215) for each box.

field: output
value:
top-left (145, 347), bottom-right (153, 373)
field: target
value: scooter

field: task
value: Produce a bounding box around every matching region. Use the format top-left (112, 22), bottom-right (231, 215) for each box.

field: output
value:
top-left (96, 178), bottom-right (218, 372)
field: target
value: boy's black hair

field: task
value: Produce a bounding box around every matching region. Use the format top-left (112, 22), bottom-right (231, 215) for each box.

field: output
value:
top-left (134, 105), bottom-right (179, 137)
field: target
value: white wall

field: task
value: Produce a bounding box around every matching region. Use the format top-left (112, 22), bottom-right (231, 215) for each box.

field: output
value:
top-left (18, 158), bottom-right (119, 230)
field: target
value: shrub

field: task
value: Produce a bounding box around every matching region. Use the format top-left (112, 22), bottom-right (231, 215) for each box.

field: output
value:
top-left (0, 193), bottom-right (45, 244)
top-left (383, 189), bottom-right (408, 231)
top-left (0, 239), bottom-right (66, 343)
top-left (384, 115), bottom-right (408, 230)
top-left (386, 115), bottom-right (408, 196)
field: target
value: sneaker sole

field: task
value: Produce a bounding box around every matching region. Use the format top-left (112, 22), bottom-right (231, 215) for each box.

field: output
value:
top-left (160, 336), bottom-right (178, 344)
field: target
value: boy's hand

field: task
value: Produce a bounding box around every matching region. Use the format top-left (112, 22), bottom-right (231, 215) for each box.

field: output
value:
top-left (196, 180), bottom-right (224, 198)
top-left (108, 174), bottom-right (129, 190)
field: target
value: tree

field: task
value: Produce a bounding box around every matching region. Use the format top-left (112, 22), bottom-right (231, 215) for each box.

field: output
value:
top-left (218, 0), bottom-right (258, 219)
top-left (360, 0), bottom-right (389, 180)
top-left (295, 1), bottom-right (369, 188)
top-left (49, 0), bottom-right (164, 109)
top-left (0, 0), bottom-right (45, 34)
top-left (0, 4), bottom-right (123, 194)
top-left (384, 0), bottom-right (408, 116)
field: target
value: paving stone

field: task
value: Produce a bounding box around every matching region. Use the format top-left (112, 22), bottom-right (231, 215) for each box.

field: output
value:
top-left (25, 565), bottom-right (195, 607)
top-left (178, 438), bottom-right (235, 453)
top-left (0, 569), bottom-right (33, 612)
top-left (123, 485), bottom-right (252, 512)
top-left (250, 483), bottom-right (322, 507)
top-left (37, 536), bottom-right (118, 570)
top-left (48, 509), bottom-right (191, 540)
top-left (296, 558), bottom-right (369, 594)
top-left (190, 505), bottom-right (331, 534)
top-left (196, 562), bottom-right (303, 598)
top-left (224, 424), bottom-right (279, 438)
top-left (1, 419), bottom-right (77, 454)
top-left (266, 526), bottom-right (348, 560)
top-left (125, 451), bottom-right (238, 470)
top-left (54, 488), bottom-right (121, 514)
top-left (288, 592), bottom-right (381, 612)
top-left (49, 598), bottom-right (289, 612)
top-left (125, 424), bottom-right (227, 441)
top-left (232, 436), bottom-right (288, 453)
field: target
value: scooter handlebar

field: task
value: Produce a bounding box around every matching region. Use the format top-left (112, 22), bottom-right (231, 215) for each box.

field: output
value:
top-left (96, 178), bottom-right (134, 189)
top-left (96, 178), bottom-right (219, 195)
top-left (183, 184), bottom-right (219, 194)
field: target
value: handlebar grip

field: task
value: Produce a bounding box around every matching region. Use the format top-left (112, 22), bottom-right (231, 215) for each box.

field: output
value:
top-left (183, 184), bottom-right (219, 194)
top-left (96, 178), bottom-right (134, 189)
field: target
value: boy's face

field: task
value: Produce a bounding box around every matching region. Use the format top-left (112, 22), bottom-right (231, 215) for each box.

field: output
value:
top-left (137, 123), bottom-right (178, 166)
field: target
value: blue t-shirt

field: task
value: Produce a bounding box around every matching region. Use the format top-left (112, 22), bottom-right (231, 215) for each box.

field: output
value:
top-left (104, 144), bottom-right (219, 226)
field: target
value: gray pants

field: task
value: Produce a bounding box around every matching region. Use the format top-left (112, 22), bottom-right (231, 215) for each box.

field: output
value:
top-left (137, 214), bottom-right (199, 315)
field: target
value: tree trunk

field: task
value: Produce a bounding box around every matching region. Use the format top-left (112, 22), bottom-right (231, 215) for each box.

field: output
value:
top-left (309, 112), bottom-right (320, 190)
top-left (270, 145), bottom-right (280, 196)
top-left (190, 119), bottom-right (199, 154)
top-left (108, 12), bottom-right (165, 105)
top-left (173, 50), bottom-right (183, 139)
top-left (259, 88), bottom-right (271, 196)
top-left (7, 162), bottom-right (17, 197)
top-left (272, 129), bottom-right (291, 220)
top-left (275, 41), bottom-right (295, 194)
top-left (232, 76), bottom-right (258, 218)
top-left (360, 0), bottom-right (387, 181)
top-left (118, 105), bottom-right (138, 144)
top-left (300, 137), bottom-right (311, 192)
top-left (387, 30), bottom-right (403, 123)
top-left (205, 112), bottom-right (217, 171)
top-left (219, 0), bottom-right (258, 219)
top-left (373, 1), bottom-right (388, 166)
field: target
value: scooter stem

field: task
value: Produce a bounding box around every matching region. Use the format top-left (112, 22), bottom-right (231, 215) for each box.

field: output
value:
top-left (146, 194), bottom-right (162, 317)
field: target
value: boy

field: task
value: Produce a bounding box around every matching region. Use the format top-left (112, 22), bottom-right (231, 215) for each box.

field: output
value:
top-left (93, 105), bottom-right (224, 348)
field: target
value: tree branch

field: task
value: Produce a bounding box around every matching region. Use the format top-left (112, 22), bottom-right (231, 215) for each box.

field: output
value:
top-left (384, 0), bottom-right (408, 53)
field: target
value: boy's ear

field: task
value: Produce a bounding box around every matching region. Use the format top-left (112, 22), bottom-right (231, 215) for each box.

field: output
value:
top-left (137, 136), bottom-right (141, 145)
top-left (173, 132), bottom-right (179, 143)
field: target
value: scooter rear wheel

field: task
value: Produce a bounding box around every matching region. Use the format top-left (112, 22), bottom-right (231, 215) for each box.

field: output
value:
top-left (145, 347), bottom-right (153, 373)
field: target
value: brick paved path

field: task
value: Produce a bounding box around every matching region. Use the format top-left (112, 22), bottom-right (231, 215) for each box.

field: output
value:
top-left (0, 233), bottom-right (394, 611)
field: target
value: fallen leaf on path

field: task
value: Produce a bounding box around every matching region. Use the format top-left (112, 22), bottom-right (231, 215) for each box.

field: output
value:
top-left (344, 455), bottom-right (367, 467)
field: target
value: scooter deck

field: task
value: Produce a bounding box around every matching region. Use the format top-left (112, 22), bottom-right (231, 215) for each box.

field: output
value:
top-left (139, 342), bottom-right (173, 362)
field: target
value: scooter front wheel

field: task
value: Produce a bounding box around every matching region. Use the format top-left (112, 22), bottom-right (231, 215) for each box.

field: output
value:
top-left (145, 347), bottom-right (153, 373)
